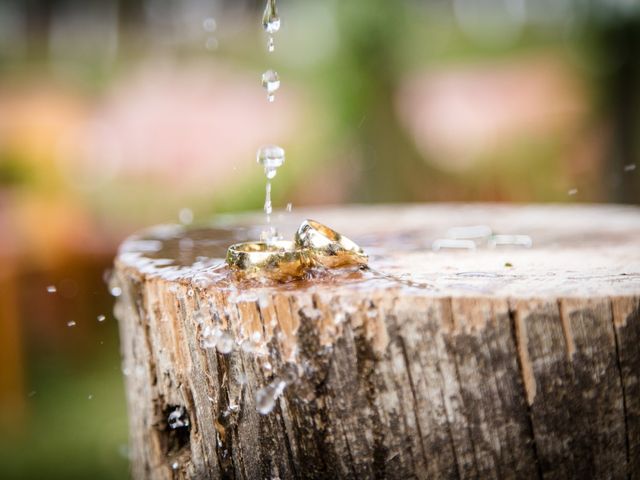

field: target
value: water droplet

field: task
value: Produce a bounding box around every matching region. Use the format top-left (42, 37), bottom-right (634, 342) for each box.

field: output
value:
top-left (171, 461), bottom-right (179, 470)
top-left (200, 325), bottom-right (217, 349)
top-left (118, 444), bottom-right (130, 460)
top-left (262, 0), bottom-right (281, 35)
top-left (301, 306), bottom-right (322, 320)
top-left (167, 406), bottom-right (189, 429)
top-left (97, 314), bottom-right (106, 322)
top-left (88, 394), bottom-right (93, 400)
top-left (257, 145), bottom-right (285, 177)
top-left (241, 339), bottom-right (256, 353)
top-left (216, 332), bottom-right (234, 354)
top-left (205, 37), bottom-right (218, 51)
top-left (261, 69), bottom-right (280, 102)
top-left (267, 35), bottom-right (275, 52)
top-left (568, 188), bottom-right (578, 196)
top-left (46, 285), bottom-right (57, 293)
top-left (110, 286), bottom-right (122, 297)
top-left (67, 320), bottom-right (77, 327)
top-left (286, 202), bottom-right (292, 212)
top-left (187, 289), bottom-right (194, 297)
top-left (179, 208), bottom-right (193, 225)
top-left (203, 17), bottom-right (217, 32)
top-left (488, 234), bottom-right (532, 248)
top-left (624, 164), bottom-right (636, 172)
top-left (256, 387), bottom-right (276, 414)
top-left (432, 239), bottom-right (476, 251)
top-left (264, 182), bottom-right (273, 215)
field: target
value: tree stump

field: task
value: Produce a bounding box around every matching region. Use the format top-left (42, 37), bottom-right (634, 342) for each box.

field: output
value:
top-left (113, 204), bottom-right (640, 480)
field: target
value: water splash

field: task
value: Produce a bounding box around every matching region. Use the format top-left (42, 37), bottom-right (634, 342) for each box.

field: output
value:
top-left (261, 69), bottom-right (280, 102)
top-left (200, 325), bottom-right (234, 354)
top-left (256, 379), bottom-right (287, 415)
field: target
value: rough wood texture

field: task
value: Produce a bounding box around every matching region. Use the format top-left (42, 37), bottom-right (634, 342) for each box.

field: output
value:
top-left (113, 204), bottom-right (640, 479)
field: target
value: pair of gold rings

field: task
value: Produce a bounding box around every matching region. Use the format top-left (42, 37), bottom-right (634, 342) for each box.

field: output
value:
top-left (226, 219), bottom-right (368, 281)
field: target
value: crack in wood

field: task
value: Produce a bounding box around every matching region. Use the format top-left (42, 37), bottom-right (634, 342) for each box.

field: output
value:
top-left (508, 306), bottom-right (543, 480)
top-left (397, 335), bottom-right (429, 472)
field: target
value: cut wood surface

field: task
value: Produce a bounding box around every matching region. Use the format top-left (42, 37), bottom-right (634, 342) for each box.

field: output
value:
top-left (113, 204), bottom-right (640, 479)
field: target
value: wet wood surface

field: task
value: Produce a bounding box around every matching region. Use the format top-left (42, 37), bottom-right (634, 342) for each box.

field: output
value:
top-left (113, 204), bottom-right (640, 479)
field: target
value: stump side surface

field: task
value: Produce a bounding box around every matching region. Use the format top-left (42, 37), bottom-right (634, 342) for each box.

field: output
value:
top-left (114, 204), bottom-right (640, 479)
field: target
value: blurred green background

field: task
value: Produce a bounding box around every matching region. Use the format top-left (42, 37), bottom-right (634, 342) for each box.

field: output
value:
top-left (0, 0), bottom-right (639, 478)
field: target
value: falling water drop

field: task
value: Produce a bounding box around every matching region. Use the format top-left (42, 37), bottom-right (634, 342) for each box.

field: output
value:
top-left (257, 146), bottom-right (285, 243)
top-left (264, 182), bottom-right (273, 216)
top-left (205, 37), bottom-right (219, 51)
top-left (46, 285), bottom-right (57, 293)
top-left (179, 208), bottom-right (194, 225)
top-left (261, 69), bottom-right (280, 102)
top-left (257, 145), bottom-right (285, 178)
top-left (97, 314), bottom-right (106, 322)
top-left (262, 0), bottom-right (280, 52)
top-left (203, 17), bottom-right (217, 32)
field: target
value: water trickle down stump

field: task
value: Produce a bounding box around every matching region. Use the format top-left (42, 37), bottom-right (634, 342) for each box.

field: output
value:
top-left (113, 204), bottom-right (640, 480)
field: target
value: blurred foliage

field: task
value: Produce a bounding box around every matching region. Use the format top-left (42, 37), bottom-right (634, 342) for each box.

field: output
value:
top-left (0, 354), bottom-right (129, 480)
top-left (0, 151), bottom-right (31, 186)
top-left (0, 1), bottom-right (639, 478)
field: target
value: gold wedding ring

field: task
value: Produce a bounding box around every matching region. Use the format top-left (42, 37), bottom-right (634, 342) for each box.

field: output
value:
top-left (226, 240), bottom-right (310, 280)
top-left (295, 219), bottom-right (368, 268)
